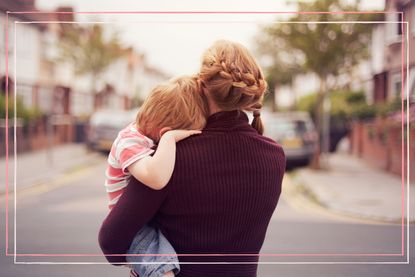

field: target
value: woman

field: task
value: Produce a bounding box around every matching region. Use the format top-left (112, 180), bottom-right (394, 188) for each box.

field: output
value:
top-left (99, 40), bottom-right (286, 276)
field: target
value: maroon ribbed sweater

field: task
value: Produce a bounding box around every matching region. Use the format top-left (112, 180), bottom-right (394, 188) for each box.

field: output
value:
top-left (99, 110), bottom-right (286, 277)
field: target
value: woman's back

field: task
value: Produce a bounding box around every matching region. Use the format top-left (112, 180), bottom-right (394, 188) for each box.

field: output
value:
top-left (152, 110), bottom-right (285, 276)
top-left (99, 110), bottom-right (285, 276)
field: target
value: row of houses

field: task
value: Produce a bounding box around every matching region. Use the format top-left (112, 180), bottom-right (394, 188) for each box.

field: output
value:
top-left (372, 0), bottom-right (415, 104)
top-left (0, 0), bottom-right (168, 118)
top-left (276, 0), bottom-right (415, 108)
top-left (353, 0), bottom-right (415, 182)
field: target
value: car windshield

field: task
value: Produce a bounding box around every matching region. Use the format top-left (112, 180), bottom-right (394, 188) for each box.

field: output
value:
top-left (265, 117), bottom-right (313, 138)
top-left (90, 109), bottom-right (136, 127)
top-left (268, 121), bottom-right (295, 132)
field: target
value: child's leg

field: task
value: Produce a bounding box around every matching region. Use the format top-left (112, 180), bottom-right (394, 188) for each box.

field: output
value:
top-left (129, 269), bottom-right (174, 277)
top-left (126, 225), bottom-right (180, 277)
top-left (161, 271), bottom-right (174, 277)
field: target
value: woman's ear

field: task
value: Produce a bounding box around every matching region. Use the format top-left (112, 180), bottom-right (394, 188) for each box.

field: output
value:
top-left (159, 127), bottom-right (172, 139)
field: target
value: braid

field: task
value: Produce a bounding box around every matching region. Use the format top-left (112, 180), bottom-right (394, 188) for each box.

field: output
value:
top-left (251, 106), bottom-right (264, 135)
top-left (199, 40), bottom-right (268, 134)
top-left (217, 59), bottom-right (266, 100)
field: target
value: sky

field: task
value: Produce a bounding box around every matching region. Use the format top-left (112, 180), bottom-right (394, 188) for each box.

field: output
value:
top-left (36, 0), bottom-right (385, 77)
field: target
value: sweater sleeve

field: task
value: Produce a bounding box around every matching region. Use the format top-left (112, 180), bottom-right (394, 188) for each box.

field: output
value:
top-left (98, 177), bottom-right (169, 264)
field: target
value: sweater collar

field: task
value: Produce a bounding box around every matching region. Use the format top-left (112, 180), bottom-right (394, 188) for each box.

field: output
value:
top-left (204, 110), bottom-right (253, 132)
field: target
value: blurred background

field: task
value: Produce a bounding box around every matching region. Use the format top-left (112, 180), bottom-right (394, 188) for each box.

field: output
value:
top-left (0, 0), bottom-right (414, 276)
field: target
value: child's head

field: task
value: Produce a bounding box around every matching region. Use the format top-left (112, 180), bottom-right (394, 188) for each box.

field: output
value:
top-left (136, 75), bottom-right (208, 141)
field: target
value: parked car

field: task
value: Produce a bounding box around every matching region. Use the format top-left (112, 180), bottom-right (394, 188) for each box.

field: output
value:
top-left (87, 109), bottom-right (137, 152)
top-left (263, 111), bottom-right (318, 165)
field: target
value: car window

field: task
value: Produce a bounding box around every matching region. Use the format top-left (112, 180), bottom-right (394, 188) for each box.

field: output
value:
top-left (265, 119), bottom-right (296, 137)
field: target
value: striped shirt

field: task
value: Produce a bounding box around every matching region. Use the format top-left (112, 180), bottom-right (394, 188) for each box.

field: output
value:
top-left (105, 122), bottom-right (155, 209)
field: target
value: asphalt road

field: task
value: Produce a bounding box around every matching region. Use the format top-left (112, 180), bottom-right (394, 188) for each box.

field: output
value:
top-left (0, 155), bottom-right (414, 276)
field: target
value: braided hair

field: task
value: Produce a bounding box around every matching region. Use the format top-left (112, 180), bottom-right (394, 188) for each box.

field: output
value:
top-left (198, 40), bottom-right (267, 134)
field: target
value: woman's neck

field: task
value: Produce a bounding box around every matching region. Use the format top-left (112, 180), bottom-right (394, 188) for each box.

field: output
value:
top-left (207, 98), bottom-right (223, 116)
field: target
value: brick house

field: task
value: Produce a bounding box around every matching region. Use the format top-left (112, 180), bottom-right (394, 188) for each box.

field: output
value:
top-left (350, 0), bottom-right (415, 182)
top-left (371, 0), bottom-right (415, 103)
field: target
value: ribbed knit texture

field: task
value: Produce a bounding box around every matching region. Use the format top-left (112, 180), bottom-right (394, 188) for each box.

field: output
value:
top-left (99, 110), bottom-right (286, 277)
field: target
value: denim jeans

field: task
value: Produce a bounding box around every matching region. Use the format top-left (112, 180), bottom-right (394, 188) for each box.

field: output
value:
top-left (126, 225), bottom-right (180, 277)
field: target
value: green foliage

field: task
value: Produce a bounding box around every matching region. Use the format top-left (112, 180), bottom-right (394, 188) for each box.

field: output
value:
top-left (297, 90), bottom-right (365, 131)
top-left (345, 92), bottom-right (366, 103)
top-left (349, 103), bottom-right (377, 120)
top-left (296, 93), bottom-right (317, 115)
top-left (57, 24), bottom-right (124, 91)
top-left (256, 0), bottom-right (379, 144)
top-left (375, 97), bottom-right (401, 117)
top-left (257, 0), bottom-right (378, 115)
top-left (260, 0), bottom-right (376, 81)
top-left (297, 91), bottom-right (402, 122)
top-left (349, 97), bottom-right (401, 120)
top-left (0, 92), bottom-right (43, 123)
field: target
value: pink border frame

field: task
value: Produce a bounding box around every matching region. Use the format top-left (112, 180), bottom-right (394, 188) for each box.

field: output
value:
top-left (3, 10), bottom-right (408, 260)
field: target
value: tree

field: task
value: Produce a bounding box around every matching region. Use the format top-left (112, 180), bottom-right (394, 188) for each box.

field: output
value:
top-left (57, 24), bottom-right (124, 108)
top-left (258, 0), bottom-right (377, 168)
top-left (255, 32), bottom-right (304, 111)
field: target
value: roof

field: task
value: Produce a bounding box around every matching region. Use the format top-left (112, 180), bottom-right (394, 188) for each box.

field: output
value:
top-left (0, 2), bottom-right (75, 31)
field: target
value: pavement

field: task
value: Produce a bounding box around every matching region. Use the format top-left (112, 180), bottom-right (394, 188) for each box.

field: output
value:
top-left (290, 151), bottom-right (415, 224)
top-left (0, 143), bottom-right (103, 194)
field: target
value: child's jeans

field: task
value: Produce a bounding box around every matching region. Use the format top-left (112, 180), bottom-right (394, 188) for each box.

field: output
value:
top-left (126, 224), bottom-right (180, 277)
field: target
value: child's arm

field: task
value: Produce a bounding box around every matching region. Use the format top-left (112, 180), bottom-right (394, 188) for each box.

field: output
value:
top-left (127, 130), bottom-right (201, 190)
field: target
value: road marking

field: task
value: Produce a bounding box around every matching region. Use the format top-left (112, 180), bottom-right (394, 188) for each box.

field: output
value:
top-left (4, 162), bottom-right (105, 200)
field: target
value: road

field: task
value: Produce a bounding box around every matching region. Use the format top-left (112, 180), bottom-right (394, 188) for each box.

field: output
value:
top-left (0, 155), bottom-right (414, 276)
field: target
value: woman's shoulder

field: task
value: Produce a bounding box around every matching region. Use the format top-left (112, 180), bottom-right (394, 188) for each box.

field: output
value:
top-left (251, 133), bottom-right (285, 156)
top-left (258, 134), bottom-right (283, 147)
top-left (177, 129), bottom-right (285, 158)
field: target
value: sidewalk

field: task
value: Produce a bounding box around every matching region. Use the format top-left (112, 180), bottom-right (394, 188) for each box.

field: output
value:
top-left (0, 143), bottom-right (103, 194)
top-left (291, 152), bottom-right (415, 223)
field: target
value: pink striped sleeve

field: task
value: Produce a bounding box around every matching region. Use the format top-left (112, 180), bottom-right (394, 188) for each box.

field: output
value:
top-left (114, 127), bottom-right (154, 173)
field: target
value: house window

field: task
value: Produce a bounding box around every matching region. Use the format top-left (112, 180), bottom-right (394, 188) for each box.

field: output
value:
top-left (413, 6), bottom-right (415, 34)
top-left (397, 13), bottom-right (403, 35)
top-left (386, 12), bottom-right (401, 43)
top-left (0, 16), bottom-right (3, 51)
top-left (16, 83), bottom-right (33, 108)
top-left (391, 73), bottom-right (402, 100)
top-left (408, 68), bottom-right (415, 101)
top-left (412, 81), bottom-right (415, 102)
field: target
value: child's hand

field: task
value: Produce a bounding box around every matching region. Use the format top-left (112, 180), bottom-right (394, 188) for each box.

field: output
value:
top-left (164, 130), bottom-right (202, 142)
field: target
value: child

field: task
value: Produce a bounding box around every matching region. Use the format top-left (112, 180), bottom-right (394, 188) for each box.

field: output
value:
top-left (104, 75), bottom-right (207, 277)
